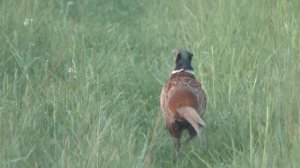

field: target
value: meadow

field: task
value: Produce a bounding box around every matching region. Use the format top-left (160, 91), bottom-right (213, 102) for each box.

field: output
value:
top-left (0, 0), bottom-right (299, 167)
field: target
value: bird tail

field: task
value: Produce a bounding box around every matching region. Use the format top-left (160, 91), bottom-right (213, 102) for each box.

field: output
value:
top-left (177, 107), bottom-right (205, 134)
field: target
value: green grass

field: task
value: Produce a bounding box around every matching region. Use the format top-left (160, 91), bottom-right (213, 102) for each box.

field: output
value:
top-left (1, 0), bottom-right (300, 167)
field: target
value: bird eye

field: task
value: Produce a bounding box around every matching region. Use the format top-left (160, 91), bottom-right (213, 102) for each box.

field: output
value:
top-left (188, 53), bottom-right (193, 60)
top-left (178, 53), bottom-right (181, 59)
top-left (175, 53), bottom-right (181, 63)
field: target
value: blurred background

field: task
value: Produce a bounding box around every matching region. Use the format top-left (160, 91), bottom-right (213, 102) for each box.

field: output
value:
top-left (0, 0), bottom-right (299, 167)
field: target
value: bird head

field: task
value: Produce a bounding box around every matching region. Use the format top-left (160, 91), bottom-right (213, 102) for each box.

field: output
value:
top-left (174, 48), bottom-right (193, 71)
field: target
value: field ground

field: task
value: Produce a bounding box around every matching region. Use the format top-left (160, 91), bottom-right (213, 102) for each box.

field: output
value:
top-left (0, 0), bottom-right (300, 167)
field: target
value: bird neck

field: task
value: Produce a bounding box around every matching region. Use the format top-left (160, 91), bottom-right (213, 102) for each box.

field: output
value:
top-left (171, 69), bottom-right (194, 75)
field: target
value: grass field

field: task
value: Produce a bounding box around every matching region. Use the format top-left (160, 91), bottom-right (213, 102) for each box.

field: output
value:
top-left (1, 0), bottom-right (300, 167)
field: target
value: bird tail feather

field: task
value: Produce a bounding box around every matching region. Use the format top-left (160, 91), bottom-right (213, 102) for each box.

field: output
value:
top-left (177, 106), bottom-right (205, 134)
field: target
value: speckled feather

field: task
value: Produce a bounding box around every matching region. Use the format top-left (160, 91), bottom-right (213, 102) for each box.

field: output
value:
top-left (160, 71), bottom-right (207, 128)
top-left (160, 51), bottom-right (207, 152)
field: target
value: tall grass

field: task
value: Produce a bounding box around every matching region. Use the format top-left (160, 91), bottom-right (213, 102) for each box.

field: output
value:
top-left (0, 0), bottom-right (299, 167)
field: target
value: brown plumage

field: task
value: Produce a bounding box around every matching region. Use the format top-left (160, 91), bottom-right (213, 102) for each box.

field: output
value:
top-left (160, 48), bottom-right (207, 152)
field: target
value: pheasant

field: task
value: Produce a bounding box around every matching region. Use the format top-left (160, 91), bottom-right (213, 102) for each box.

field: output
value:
top-left (160, 48), bottom-right (207, 153)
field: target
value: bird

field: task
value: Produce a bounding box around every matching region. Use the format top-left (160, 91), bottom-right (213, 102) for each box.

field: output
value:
top-left (160, 48), bottom-right (207, 153)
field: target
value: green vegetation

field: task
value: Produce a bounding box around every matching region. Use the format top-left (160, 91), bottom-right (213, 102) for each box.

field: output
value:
top-left (1, 0), bottom-right (299, 167)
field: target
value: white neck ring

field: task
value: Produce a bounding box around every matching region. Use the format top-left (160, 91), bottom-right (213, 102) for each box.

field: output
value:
top-left (171, 69), bottom-right (194, 75)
